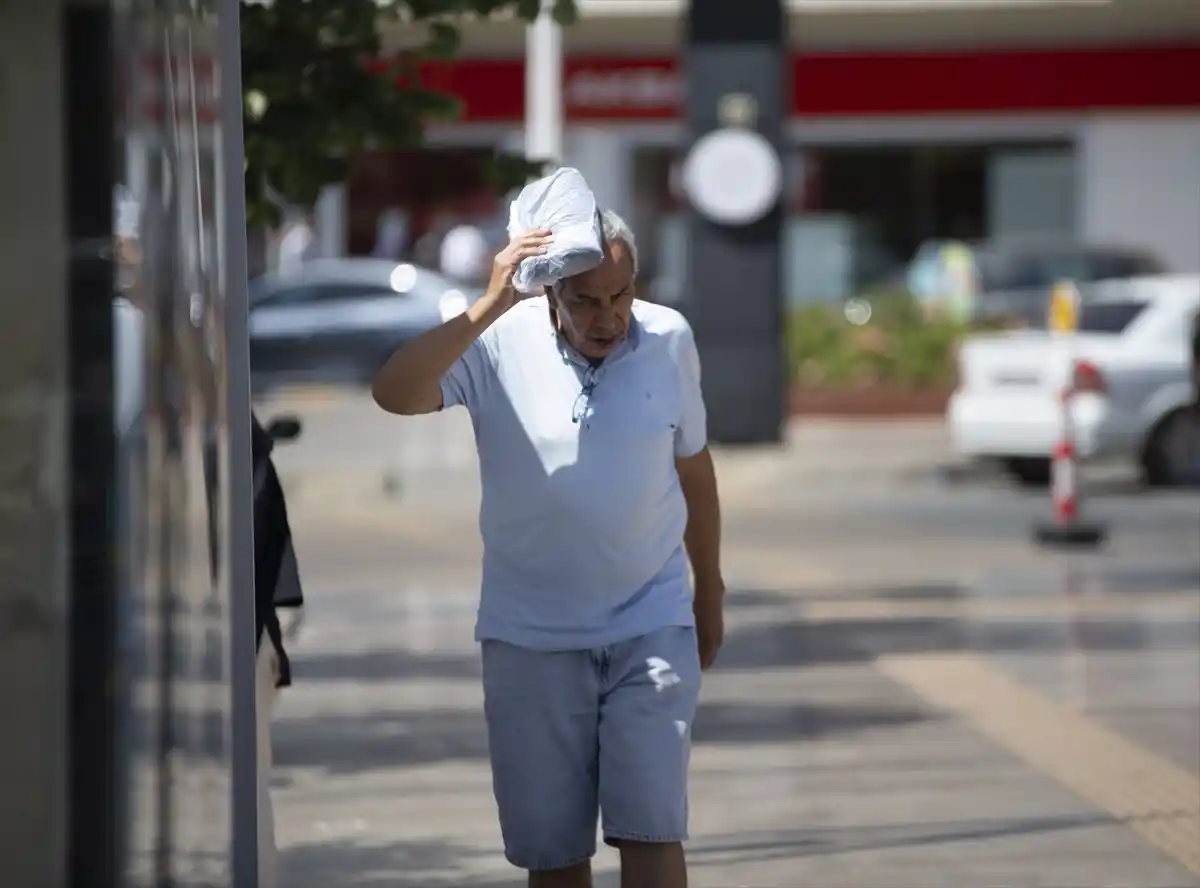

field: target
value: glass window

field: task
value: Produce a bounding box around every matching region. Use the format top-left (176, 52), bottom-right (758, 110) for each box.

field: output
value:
top-left (1089, 251), bottom-right (1166, 280)
top-left (346, 147), bottom-right (503, 259)
top-left (987, 149), bottom-right (1076, 240)
top-left (973, 248), bottom-right (1042, 291)
top-left (631, 139), bottom-right (1075, 306)
top-left (312, 283), bottom-right (392, 302)
top-left (972, 246), bottom-right (1167, 294)
top-left (255, 284), bottom-right (320, 307)
top-left (1078, 300), bottom-right (1147, 334)
top-left (784, 215), bottom-right (856, 303)
top-left (247, 277), bottom-right (270, 303)
top-left (257, 282), bottom-right (388, 307)
top-left (1027, 252), bottom-right (1095, 288)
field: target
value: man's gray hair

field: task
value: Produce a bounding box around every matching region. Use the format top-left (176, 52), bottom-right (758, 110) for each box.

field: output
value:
top-left (598, 209), bottom-right (639, 280)
top-left (549, 209), bottom-right (639, 298)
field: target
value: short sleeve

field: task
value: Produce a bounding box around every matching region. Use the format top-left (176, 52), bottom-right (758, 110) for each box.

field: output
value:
top-left (440, 332), bottom-right (496, 414)
top-left (674, 324), bottom-right (708, 458)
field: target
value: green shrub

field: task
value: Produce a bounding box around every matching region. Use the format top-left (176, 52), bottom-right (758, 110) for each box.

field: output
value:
top-left (785, 291), bottom-right (970, 390)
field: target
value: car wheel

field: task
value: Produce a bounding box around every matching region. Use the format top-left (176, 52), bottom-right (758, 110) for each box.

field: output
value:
top-left (1142, 408), bottom-right (1200, 488)
top-left (1001, 456), bottom-right (1052, 488)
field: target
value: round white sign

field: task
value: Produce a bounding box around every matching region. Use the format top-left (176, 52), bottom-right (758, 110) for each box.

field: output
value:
top-left (681, 129), bottom-right (783, 226)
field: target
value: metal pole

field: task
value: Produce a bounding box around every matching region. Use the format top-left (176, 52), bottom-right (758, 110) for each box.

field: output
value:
top-left (525, 2), bottom-right (563, 164)
top-left (216, 1), bottom-right (259, 884)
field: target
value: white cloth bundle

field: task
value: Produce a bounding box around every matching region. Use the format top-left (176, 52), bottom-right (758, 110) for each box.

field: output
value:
top-left (508, 167), bottom-right (604, 293)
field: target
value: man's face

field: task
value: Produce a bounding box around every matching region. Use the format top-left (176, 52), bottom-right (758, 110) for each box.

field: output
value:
top-left (551, 242), bottom-right (635, 361)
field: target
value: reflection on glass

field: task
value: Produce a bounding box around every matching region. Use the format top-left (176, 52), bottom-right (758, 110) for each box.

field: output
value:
top-left (113, 0), bottom-right (233, 883)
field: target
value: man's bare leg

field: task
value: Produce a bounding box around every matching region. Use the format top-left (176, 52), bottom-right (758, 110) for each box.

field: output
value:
top-left (529, 860), bottom-right (593, 888)
top-left (618, 840), bottom-right (687, 888)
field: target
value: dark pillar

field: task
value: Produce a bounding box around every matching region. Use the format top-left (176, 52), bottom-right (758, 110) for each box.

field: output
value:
top-left (64, 2), bottom-right (120, 885)
top-left (683, 0), bottom-right (788, 444)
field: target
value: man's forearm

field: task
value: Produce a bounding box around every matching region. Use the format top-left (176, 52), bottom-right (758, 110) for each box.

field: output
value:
top-left (372, 294), bottom-right (506, 415)
top-left (678, 448), bottom-right (723, 597)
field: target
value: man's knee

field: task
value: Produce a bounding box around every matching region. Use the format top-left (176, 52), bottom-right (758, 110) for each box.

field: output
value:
top-left (528, 859), bottom-right (592, 888)
top-left (616, 840), bottom-right (687, 888)
top-left (483, 643), bottom-right (601, 872)
top-left (598, 628), bottom-right (700, 847)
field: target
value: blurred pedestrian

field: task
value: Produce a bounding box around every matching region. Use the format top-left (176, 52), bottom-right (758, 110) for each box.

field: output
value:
top-left (276, 212), bottom-right (316, 273)
top-left (439, 222), bottom-right (490, 286)
top-left (251, 412), bottom-right (304, 888)
top-left (412, 206), bottom-right (458, 270)
top-left (372, 207), bottom-right (410, 260)
top-left (372, 211), bottom-right (724, 888)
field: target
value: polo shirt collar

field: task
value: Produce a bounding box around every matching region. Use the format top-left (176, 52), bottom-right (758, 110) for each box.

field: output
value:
top-left (547, 303), bottom-right (641, 369)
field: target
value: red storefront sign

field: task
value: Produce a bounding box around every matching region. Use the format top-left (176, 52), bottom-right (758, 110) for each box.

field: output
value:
top-left (413, 44), bottom-right (1200, 122)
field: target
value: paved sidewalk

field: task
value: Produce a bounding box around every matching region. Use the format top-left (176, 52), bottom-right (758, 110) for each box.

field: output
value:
top-left (272, 559), bottom-right (1199, 888)
top-left (272, 484), bottom-right (1200, 887)
top-left (259, 389), bottom-right (958, 518)
top-left (261, 387), bottom-right (1200, 886)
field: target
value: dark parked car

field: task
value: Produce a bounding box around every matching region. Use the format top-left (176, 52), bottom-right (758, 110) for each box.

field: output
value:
top-left (248, 258), bottom-right (473, 391)
top-left (909, 238), bottom-right (1167, 328)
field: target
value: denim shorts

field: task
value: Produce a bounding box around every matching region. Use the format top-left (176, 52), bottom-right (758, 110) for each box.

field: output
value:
top-left (481, 625), bottom-right (702, 871)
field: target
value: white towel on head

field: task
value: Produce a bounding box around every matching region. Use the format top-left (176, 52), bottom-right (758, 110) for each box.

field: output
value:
top-left (507, 167), bottom-right (605, 293)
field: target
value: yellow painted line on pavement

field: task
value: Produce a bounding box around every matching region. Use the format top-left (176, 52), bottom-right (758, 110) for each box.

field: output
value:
top-left (877, 652), bottom-right (1200, 876)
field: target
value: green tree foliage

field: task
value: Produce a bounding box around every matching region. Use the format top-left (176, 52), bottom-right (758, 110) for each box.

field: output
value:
top-left (240, 0), bottom-right (577, 228)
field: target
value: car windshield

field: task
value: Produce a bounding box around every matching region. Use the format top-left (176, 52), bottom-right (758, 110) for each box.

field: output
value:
top-left (248, 264), bottom-right (460, 308)
top-left (247, 276), bottom-right (269, 304)
top-left (1077, 300), bottom-right (1147, 334)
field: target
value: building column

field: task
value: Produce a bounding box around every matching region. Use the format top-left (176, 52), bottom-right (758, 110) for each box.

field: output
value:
top-left (0, 0), bottom-right (71, 884)
top-left (564, 128), bottom-right (633, 223)
top-left (525, 5), bottom-right (564, 164)
top-left (684, 0), bottom-right (788, 444)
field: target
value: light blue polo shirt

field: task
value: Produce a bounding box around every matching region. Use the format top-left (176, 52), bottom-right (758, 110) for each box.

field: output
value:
top-left (440, 296), bottom-right (708, 650)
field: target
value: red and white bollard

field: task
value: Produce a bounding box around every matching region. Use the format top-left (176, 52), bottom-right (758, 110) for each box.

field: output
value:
top-left (1034, 387), bottom-right (1107, 548)
top-left (1050, 435), bottom-right (1078, 523)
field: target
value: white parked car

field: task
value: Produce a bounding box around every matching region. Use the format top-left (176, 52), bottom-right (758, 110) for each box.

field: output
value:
top-left (948, 275), bottom-right (1200, 487)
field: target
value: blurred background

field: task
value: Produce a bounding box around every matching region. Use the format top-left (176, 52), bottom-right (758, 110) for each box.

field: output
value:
top-left (3, 0), bottom-right (1200, 886)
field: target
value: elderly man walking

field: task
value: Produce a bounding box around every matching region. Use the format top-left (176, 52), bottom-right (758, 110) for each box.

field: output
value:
top-left (373, 210), bottom-right (724, 888)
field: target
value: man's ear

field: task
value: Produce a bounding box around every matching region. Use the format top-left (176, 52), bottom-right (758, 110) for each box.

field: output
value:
top-left (545, 284), bottom-right (563, 329)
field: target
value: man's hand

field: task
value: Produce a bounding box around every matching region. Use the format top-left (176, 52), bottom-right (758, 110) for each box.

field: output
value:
top-left (483, 229), bottom-right (552, 312)
top-left (694, 577), bottom-right (725, 671)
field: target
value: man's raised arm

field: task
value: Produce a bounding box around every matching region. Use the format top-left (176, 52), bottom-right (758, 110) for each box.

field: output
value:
top-left (371, 230), bottom-right (551, 415)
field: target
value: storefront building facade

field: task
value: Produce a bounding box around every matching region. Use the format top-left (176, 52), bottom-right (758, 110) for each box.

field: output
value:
top-left (341, 1), bottom-right (1200, 305)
